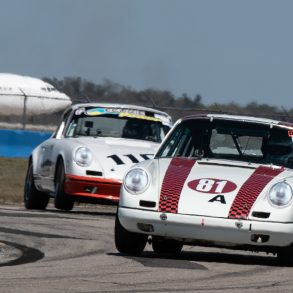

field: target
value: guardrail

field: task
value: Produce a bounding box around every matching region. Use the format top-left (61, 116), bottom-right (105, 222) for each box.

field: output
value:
top-left (0, 129), bottom-right (52, 158)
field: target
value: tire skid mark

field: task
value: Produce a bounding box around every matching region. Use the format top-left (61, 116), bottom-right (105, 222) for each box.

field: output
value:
top-left (0, 240), bottom-right (44, 267)
top-left (0, 209), bottom-right (115, 220)
top-left (0, 227), bottom-right (86, 240)
top-left (99, 280), bottom-right (293, 293)
top-left (45, 248), bottom-right (106, 262)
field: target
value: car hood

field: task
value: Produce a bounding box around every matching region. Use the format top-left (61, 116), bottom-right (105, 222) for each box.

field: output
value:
top-left (156, 157), bottom-right (292, 219)
top-left (74, 137), bottom-right (159, 179)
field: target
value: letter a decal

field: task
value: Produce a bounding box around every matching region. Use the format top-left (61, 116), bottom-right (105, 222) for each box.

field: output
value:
top-left (209, 195), bottom-right (226, 204)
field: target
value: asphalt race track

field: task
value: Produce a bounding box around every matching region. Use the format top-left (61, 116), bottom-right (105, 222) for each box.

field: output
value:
top-left (0, 204), bottom-right (292, 293)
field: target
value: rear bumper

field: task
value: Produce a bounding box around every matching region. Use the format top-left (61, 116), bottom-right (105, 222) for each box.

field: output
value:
top-left (64, 174), bottom-right (122, 202)
top-left (118, 207), bottom-right (293, 248)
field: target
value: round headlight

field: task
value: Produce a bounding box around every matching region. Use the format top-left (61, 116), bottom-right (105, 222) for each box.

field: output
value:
top-left (124, 168), bottom-right (149, 194)
top-left (74, 147), bottom-right (93, 167)
top-left (268, 181), bottom-right (293, 207)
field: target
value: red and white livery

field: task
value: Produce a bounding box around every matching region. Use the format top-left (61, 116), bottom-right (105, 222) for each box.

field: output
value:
top-left (115, 114), bottom-right (293, 265)
top-left (24, 103), bottom-right (172, 211)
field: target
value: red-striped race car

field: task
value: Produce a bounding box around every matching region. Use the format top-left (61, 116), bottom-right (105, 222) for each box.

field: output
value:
top-left (115, 114), bottom-right (293, 265)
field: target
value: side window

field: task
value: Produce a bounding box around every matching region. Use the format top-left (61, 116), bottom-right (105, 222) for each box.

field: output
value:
top-left (158, 125), bottom-right (191, 158)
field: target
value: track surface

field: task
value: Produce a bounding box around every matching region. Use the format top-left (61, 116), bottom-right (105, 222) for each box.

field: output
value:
top-left (0, 204), bottom-right (292, 293)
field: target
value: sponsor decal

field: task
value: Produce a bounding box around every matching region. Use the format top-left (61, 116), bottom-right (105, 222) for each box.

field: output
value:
top-left (86, 108), bottom-right (118, 116)
top-left (159, 158), bottom-right (196, 214)
top-left (119, 112), bottom-right (161, 122)
top-left (84, 107), bottom-right (162, 122)
top-left (188, 178), bottom-right (237, 194)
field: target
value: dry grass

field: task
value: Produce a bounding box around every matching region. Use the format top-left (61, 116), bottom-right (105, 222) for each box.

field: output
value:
top-left (0, 157), bottom-right (28, 204)
top-left (0, 157), bottom-right (116, 209)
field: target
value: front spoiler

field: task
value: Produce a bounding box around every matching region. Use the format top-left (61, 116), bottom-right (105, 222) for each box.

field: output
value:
top-left (64, 174), bottom-right (122, 202)
top-left (118, 207), bottom-right (293, 248)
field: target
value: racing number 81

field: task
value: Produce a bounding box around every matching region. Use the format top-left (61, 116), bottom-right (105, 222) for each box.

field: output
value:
top-left (196, 179), bottom-right (228, 193)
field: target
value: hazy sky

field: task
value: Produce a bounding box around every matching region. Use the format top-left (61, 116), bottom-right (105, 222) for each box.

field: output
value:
top-left (1, 0), bottom-right (293, 108)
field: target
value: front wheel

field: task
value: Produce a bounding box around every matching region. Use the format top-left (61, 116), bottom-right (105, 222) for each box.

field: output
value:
top-left (152, 236), bottom-right (183, 255)
top-left (277, 245), bottom-right (293, 266)
top-left (115, 213), bottom-right (147, 255)
top-left (54, 160), bottom-right (74, 211)
top-left (24, 161), bottom-right (50, 210)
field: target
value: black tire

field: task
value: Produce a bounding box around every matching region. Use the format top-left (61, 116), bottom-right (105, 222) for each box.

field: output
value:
top-left (24, 161), bottom-right (50, 210)
top-left (277, 245), bottom-right (293, 266)
top-left (114, 213), bottom-right (147, 255)
top-left (54, 160), bottom-right (74, 211)
top-left (152, 236), bottom-right (183, 255)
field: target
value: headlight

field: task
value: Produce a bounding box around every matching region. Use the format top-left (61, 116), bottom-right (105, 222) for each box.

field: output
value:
top-left (74, 147), bottom-right (93, 167)
top-left (124, 168), bottom-right (149, 194)
top-left (268, 181), bottom-right (293, 207)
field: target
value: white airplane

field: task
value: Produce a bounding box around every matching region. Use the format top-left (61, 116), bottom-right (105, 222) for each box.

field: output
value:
top-left (0, 73), bottom-right (71, 116)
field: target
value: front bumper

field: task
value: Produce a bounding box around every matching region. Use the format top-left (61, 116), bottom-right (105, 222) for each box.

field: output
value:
top-left (64, 174), bottom-right (122, 202)
top-left (118, 207), bottom-right (293, 248)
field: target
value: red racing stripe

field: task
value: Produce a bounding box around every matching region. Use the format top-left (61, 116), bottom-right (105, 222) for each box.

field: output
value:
top-left (159, 158), bottom-right (196, 213)
top-left (228, 166), bottom-right (284, 219)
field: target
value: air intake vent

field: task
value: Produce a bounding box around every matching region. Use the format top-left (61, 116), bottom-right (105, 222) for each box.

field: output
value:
top-left (86, 170), bottom-right (103, 176)
top-left (252, 211), bottom-right (270, 219)
top-left (140, 200), bottom-right (156, 208)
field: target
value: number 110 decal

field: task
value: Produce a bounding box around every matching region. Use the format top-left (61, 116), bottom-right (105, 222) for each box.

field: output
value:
top-left (107, 154), bottom-right (154, 165)
top-left (188, 178), bottom-right (237, 194)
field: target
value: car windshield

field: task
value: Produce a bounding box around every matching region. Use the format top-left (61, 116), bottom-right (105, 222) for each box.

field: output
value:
top-left (65, 107), bottom-right (170, 143)
top-left (157, 118), bottom-right (293, 168)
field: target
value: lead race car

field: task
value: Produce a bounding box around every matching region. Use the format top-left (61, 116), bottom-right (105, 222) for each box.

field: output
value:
top-left (116, 114), bottom-right (293, 265)
top-left (24, 103), bottom-right (172, 211)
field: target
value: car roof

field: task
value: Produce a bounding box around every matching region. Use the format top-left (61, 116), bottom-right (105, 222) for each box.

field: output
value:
top-left (69, 102), bottom-right (171, 118)
top-left (181, 113), bottom-right (293, 129)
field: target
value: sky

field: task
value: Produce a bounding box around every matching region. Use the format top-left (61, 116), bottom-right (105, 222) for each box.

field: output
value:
top-left (1, 0), bottom-right (293, 108)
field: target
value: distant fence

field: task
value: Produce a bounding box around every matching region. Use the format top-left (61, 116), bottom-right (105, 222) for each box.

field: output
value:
top-left (0, 129), bottom-right (52, 158)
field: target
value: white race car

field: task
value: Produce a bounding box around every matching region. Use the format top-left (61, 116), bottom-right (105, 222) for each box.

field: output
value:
top-left (115, 114), bottom-right (293, 265)
top-left (24, 103), bottom-right (172, 211)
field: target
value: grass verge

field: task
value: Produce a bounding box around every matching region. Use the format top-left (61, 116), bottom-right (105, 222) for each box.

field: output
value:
top-left (0, 157), bottom-right (28, 204)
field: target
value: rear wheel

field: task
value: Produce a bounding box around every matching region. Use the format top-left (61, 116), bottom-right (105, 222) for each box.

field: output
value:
top-left (24, 161), bottom-right (50, 210)
top-left (115, 213), bottom-right (147, 255)
top-left (152, 236), bottom-right (183, 255)
top-left (54, 160), bottom-right (74, 211)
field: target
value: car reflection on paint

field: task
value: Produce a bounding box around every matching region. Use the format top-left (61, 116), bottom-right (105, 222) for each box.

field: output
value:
top-left (115, 114), bottom-right (293, 266)
top-left (24, 103), bottom-right (172, 211)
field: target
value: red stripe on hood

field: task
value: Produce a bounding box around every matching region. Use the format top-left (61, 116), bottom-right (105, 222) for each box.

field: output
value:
top-left (159, 158), bottom-right (196, 213)
top-left (228, 166), bottom-right (284, 219)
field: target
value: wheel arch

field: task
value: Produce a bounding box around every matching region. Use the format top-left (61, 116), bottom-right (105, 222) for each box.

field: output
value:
top-left (54, 155), bottom-right (65, 183)
top-left (30, 151), bottom-right (39, 175)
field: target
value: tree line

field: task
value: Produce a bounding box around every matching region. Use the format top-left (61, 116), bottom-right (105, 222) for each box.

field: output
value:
top-left (1, 76), bottom-right (292, 129)
top-left (43, 77), bottom-right (293, 123)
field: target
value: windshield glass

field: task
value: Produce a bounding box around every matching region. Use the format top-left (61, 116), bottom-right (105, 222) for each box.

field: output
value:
top-left (157, 118), bottom-right (293, 168)
top-left (65, 107), bottom-right (170, 143)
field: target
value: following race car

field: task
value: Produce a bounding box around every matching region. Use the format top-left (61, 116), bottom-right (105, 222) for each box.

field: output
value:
top-left (115, 114), bottom-right (293, 265)
top-left (24, 103), bottom-right (172, 211)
